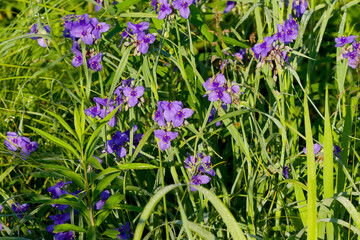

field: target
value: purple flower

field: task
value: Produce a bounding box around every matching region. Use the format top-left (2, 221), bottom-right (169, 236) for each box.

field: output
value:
top-left (233, 49), bottom-right (246, 61)
top-left (116, 222), bottom-right (133, 239)
top-left (152, 0), bottom-right (159, 13)
top-left (95, 190), bottom-right (110, 210)
top-left (293, 0), bottom-right (308, 17)
top-left (224, 1), bottom-right (236, 13)
top-left (208, 107), bottom-right (221, 127)
top-left (283, 166), bottom-right (290, 179)
top-left (49, 212), bottom-right (71, 225)
top-left (71, 25), bottom-right (94, 45)
top-left (333, 145), bottom-right (342, 159)
top-left (137, 32), bottom-right (156, 54)
top-left (123, 86), bottom-right (144, 107)
top-left (252, 36), bottom-right (274, 58)
top-left (303, 143), bottom-right (321, 155)
top-left (208, 87), bottom-right (232, 104)
top-left (72, 49), bottom-right (83, 68)
top-left (184, 153), bottom-right (201, 170)
top-left (281, 15), bottom-right (298, 44)
top-left (87, 52), bottom-right (103, 71)
top-left (154, 130), bottom-right (178, 151)
top-left (95, 0), bottom-right (103, 12)
top-left (90, 18), bottom-right (110, 40)
top-left (343, 50), bottom-right (359, 69)
top-left (203, 74), bottom-right (226, 91)
top-left (198, 155), bottom-right (215, 176)
top-left (106, 131), bottom-right (128, 158)
top-left (273, 23), bottom-right (284, 41)
top-left (85, 103), bottom-right (101, 118)
top-left (0, 205), bottom-right (2, 231)
top-left (158, 0), bottom-right (172, 20)
top-left (160, 101), bottom-right (183, 122)
top-left (28, 23), bottom-right (51, 47)
top-left (4, 132), bottom-right (20, 151)
top-left (353, 40), bottom-right (360, 50)
top-left (11, 202), bottom-right (29, 219)
top-left (172, 108), bottom-right (194, 127)
top-left (17, 136), bottom-right (38, 158)
top-left (189, 174), bottom-right (211, 191)
top-left (127, 21), bottom-right (149, 34)
top-left (172, 0), bottom-right (193, 19)
top-left (54, 231), bottom-right (74, 240)
top-left (153, 107), bottom-right (166, 126)
top-left (48, 181), bottom-right (72, 199)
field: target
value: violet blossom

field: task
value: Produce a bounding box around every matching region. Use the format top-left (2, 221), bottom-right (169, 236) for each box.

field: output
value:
top-left (28, 23), bottom-right (51, 47)
top-left (172, 0), bottom-right (193, 19)
top-left (158, 0), bottom-right (172, 20)
top-left (224, 1), bottom-right (236, 13)
top-left (116, 222), bottom-right (133, 239)
top-left (95, 190), bottom-right (110, 210)
top-left (123, 86), bottom-right (144, 107)
top-left (154, 130), bottom-right (178, 151)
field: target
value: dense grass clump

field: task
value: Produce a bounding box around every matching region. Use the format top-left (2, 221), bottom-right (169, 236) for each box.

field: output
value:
top-left (1, 0), bottom-right (360, 239)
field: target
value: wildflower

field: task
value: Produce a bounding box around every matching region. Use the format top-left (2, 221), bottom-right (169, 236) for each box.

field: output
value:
top-left (54, 231), bottom-right (74, 240)
top-left (106, 131), bottom-right (128, 157)
top-left (95, 0), bottom-right (103, 12)
top-left (198, 154), bottom-right (215, 176)
top-left (293, 0), bottom-right (308, 17)
top-left (116, 222), bottom-right (133, 239)
top-left (137, 32), bottom-right (156, 54)
top-left (303, 143), bottom-right (321, 155)
top-left (172, 0), bottom-right (193, 19)
top-left (84, 104), bottom-right (101, 118)
top-left (93, 97), bottom-right (118, 127)
top-left (208, 87), bottom-right (231, 104)
top-left (224, 1), bottom-right (236, 13)
top-left (95, 190), bottom-right (110, 210)
top-left (0, 205), bottom-right (2, 231)
top-left (283, 166), bottom-right (290, 179)
top-left (252, 36), bottom-right (275, 58)
top-left (184, 153), bottom-right (201, 170)
top-left (333, 145), bottom-right (341, 159)
top-left (151, 0), bottom-right (159, 13)
top-left (154, 130), bottom-right (178, 151)
top-left (189, 174), bottom-right (211, 191)
top-left (18, 137), bottom-right (38, 159)
top-left (49, 212), bottom-right (71, 225)
top-left (172, 107), bottom-right (194, 127)
top-left (335, 35), bottom-right (357, 48)
top-left (160, 101), bottom-right (183, 122)
top-left (4, 132), bottom-right (20, 151)
top-left (281, 15), bottom-right (299, 44)
top-left (233, 49), bottom-right (246, 61)
top-left (11, 202), bottom-right (29, 219)
top-left (203, 74), bottom-right (226, 91)
top-left (158, 0), bottom-right (172, 20)
top-left (28, 23), bottom-right (51, 47)
top-left (343, 50), bottom-right (359, 69)
top-left (127, 21), bottom-right (149, 34)
top-left (87, 53), bottom-right (103, 71)
top-left (153, 107), bottom-right (166, 126)
top-left (90, 18), bottom-right (110, 40)
top-left (123, 86), bottom-right (144, 107)
top-left (70, 24), bottom-right (94, 45)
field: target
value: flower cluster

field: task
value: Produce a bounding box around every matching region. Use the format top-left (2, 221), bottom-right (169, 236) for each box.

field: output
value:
top-left (224, 1), bottom-right (236, 13)
top-left (28, 23), bottom-right (51, 47)
top-left (184, 153), bottom-right (215, 191)
top-left (121, 21), bottom-right (156, 55)
top-left (203, 73), bottom-right (240, 104)
top-left (63, 14), bottom-right (109, 70)
top-left (281, 0), bottom-right (308, 17)
top-left (303, 143), bottom-right (341, 158)
top-left (335, 35), bottom-right (359, 69)
top-left (47, 181), bottom-right (76, 239)
top-left (4, 132), bottom-right (38, 159)
top-left (251, 15), bottom-right (298, 75)
top-left (115, 222), bottom-right (133, 239)
top-left (152, 0), bottom-right (193, 19)
top-left (106, 125), bottom-right (143, 158)
top-left (95, 190), bottom-right (110, 210)
top-left (153, 100), bottom-right (194, 151)
top-left (11, 202), bottom-right (29, 219)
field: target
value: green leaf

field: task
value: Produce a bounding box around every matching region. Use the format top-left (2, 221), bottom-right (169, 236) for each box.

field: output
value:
top-left (221, 36), bottom-right (250, 48)
top-left (102, 192), bottom-right (125, 210)
top-left (130, 125), bottom-right (158, 162)
top-left (53, 224), bottom-right (86, 233)
top-left (28, 126), bottom-right (80, 159)
top-left (44, 110), bottom-right (76, 138)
